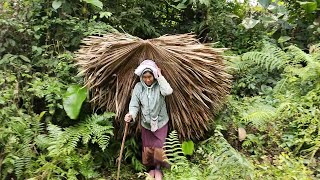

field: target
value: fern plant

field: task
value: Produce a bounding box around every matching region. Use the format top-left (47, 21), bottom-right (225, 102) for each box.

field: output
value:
top-left (162, 131), bottom-right (203, 179)
top-left (46, 112), bottom-right (114, 155)
top-left (0, 111), bottom-right (45, 179)
top-left (163, 128), bottom-right (255, 179)
top-left (241, 103), bottom-right (276, 131)
top-left (199, 127), bottom-right (255, 179)
top-left (32, 112), bottom-right (114, 179)
top-left (230, 42), bottom-right (287, 96)
top-left (240, 42), bottom-right (289, 72)
top-left (272, 44), bottom-right (320, 161)
top-left (163, 130), bottom-right (188, 169)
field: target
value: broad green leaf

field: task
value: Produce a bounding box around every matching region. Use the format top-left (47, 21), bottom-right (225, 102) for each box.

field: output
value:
top-left (32, 46), bottom-right (43, 56)
top-left (278, 36), bottom-right (291, 43)
top-left (19, 55), bottom-right (30, 63)
top-left (241, 18), bottom-right (260, 29)
top-left (259, 16), bottom-right (277, 25)
top-left (39, 111), bottom-right (46, 119)
top-left (182, 140), bottom-right (194, 155)
top-left (259, 0), bottom-right (271, 8)
top-left (299, 1), bottom-right (317, 13)
top-left (8, 39), bottom-right (16, 46)
top-left (38, 111), bottom-right (46, 121)
top-left (52, 0), bottom-right (62, 10)
top-left (83, 0), bottom-right (103, 9)
top-left (176, 3), bottom-right (187, 9)
top-left (63, 85), bottom-right (87, 119)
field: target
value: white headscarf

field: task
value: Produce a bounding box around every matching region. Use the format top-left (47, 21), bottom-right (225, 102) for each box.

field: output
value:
top-left (134, 59), bottom-right (159, 79)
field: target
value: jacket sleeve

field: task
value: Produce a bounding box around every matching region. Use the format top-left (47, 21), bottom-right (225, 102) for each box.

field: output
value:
top-left (158, 75), bottom-right (173, 96)
top-left (129, 83), bottom-right (141, 121)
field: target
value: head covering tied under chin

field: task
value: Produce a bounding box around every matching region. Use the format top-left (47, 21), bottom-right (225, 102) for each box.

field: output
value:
top-left (134, 60), bottom-right (159, 79)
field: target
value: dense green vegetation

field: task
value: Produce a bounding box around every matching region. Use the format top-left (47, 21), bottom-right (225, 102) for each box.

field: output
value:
top-left (1, 0), bottom-right (319, 179)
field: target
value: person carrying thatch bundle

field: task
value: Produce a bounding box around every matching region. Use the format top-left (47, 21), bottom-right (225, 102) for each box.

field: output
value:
top-left (124, 60), bottom-right (172, 179)
top-left (75, 33), bottom-right (232, 179)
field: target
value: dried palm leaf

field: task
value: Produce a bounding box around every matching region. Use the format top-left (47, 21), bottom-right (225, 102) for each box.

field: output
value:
top-left (75, 33), bottom-right (232, 139)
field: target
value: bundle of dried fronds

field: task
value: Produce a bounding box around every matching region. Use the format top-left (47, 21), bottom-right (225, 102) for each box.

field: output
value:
top-left (75, 33), bottom-right (231, 139)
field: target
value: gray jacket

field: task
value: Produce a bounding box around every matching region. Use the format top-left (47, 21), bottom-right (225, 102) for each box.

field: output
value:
top-left (129, 75), bottom-right (173, 131)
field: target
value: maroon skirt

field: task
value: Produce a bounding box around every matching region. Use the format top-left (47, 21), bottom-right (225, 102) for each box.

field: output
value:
top-left (141, 123), bottom-right (170, 168)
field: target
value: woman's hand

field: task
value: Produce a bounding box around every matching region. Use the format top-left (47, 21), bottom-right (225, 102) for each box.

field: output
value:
top-left (157, 67), bottom-right (162, 77)
top-left (124, 113), bottom-right (132, 123)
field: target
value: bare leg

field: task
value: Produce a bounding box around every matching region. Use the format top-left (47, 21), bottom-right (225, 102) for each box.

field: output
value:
top-left (155, 164), bottom-right (163, 180)
top-left (148, 169), bottom-right (155, 178)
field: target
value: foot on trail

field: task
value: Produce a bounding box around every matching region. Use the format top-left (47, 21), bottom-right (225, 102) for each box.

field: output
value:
top-left (154, 169), bottom-right (163, 180)
top-left (148, 169), bottom-right (155, 178)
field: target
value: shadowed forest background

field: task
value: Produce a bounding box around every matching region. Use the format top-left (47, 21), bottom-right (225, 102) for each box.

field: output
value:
top-left (0, 0), bottom-right (320, 179)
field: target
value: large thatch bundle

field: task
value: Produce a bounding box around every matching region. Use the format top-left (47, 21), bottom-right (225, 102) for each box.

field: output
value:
top-left (75, 33), bottom-right (231, 139)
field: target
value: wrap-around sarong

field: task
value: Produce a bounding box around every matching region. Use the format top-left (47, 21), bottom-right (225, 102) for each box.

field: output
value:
top-left (141, 123), bottom-right (170, 168)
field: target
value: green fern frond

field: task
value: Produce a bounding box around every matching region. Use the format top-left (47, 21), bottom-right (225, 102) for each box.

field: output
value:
top-left (281, 49), bottom-right (320, 83)
top-left (164, 131), bottom-right (188, 168)
top-left (241, 104), bottom-right (276, 130)
top-left (232, 60), bottom-right (251, 72)
top-left (30, 120), bottom-right (45, 135)
top-left (242, 51), bottom-right (285, 71)
top-left (240, 43), bottom-right (288, 72)
top-left (46, 112), bottom-right (114, 156)
top-left (262, 43), bottom-right (289, 62)
top-left (34, 134), bottom-right (51, 150)
top-left (201, 129), bottom-right (254, 179)
top-left (65, 130), bottom-right (81, 150)
top-left (47, 124), bottom-right (64, 139)
top-left (20, 143), bottom-right (33, 156)
top-left (15, 157), bottom-right (25, 178)
top-left (242, 139), bottom-right (253, 147)
top-left (286, 45), bottom-right (312, 64)
top-left (82, 133), bottom-right (92, 144)
top-left (96, 134), bottom-right (110, 151)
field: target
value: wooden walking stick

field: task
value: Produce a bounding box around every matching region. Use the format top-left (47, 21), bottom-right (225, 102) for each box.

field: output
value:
top-left (116, 122), bottom-right (129, 180)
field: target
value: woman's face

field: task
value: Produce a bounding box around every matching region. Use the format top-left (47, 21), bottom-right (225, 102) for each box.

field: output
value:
top-left (142, 71), bottom-right (154, 86)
